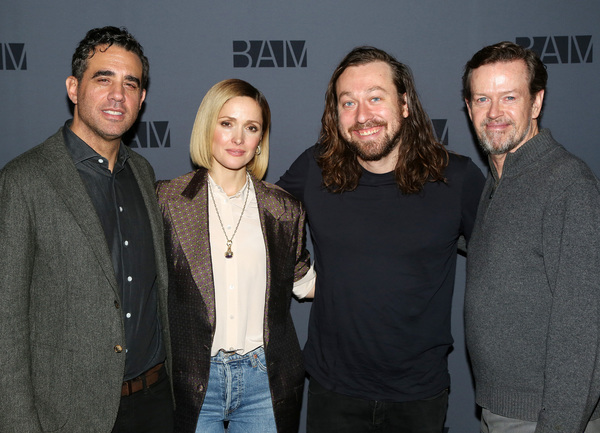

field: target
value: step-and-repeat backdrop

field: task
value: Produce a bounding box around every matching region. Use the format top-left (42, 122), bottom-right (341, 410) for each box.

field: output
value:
top-left (2, 1), bottom-right (598, 431)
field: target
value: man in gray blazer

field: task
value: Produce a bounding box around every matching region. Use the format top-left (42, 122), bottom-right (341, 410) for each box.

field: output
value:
top-left (0, 26), bottom-right (172, 433)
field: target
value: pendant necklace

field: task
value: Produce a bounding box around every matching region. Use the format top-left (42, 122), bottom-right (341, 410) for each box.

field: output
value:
top-left (208, 173), bottom-right (250, 259)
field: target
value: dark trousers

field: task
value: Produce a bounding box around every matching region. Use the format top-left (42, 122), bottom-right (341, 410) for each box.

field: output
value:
top-left (307, 378), bottom-right (448, 433)
top-left (111, 366), bottom-right (174, 433)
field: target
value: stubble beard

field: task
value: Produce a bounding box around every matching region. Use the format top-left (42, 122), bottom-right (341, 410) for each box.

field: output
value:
top-left (478, 118), bottom-right (531, 156)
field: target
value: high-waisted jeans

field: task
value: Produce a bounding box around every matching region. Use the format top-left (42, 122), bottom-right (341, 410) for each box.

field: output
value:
top-left (195, 346), bottom-right (276, 433)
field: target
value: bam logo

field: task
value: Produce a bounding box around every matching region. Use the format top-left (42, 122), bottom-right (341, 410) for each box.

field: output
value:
top-left (1, 43), bottom-right (27, 70)
top-left (233, 40), bottom-right (307, 68)
top-left (432, 119), bottom-right (448, 146)
top-left (516, 36), bottom-right (593, 64)
top-left (125, 121), bottom-right (170, 148)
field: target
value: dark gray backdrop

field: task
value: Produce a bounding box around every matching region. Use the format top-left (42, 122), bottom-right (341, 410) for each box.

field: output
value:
top-left (2, 1), bottom-right (598, 431)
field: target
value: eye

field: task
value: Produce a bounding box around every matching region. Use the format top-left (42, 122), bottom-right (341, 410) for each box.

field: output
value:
top-left (505, 96), bottom-right (516, 101)
top-left (371, 97), bottom-right (381, 102)
top-left (247, 125), bottom-right (260, 133)
top-left (220, 121), bottom-right (232, 127)
top-left (475, 97), bottom-right (488, 104)
top-left (341, 101), bottom-right (355, 108)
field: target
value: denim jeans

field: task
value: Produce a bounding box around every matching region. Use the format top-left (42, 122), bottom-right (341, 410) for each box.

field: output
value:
top-left (307, 377), bottom-right (448, 433)
top-left (481, 408), bottom-right (600, 433)
top-left (195, 346), bottom-right (276, 433)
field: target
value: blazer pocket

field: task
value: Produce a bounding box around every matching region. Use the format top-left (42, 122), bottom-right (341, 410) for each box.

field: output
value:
top-left (31, 343), bottom-right (73, 431)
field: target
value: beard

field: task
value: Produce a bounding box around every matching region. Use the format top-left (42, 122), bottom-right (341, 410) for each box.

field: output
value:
top-left (477, 118), bottom-right (532, 156)
top-left (343, 121), bottom-right (403, 162)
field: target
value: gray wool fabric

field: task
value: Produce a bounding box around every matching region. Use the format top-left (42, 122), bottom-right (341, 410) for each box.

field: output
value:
top-left (465, 129), bottom-right (600, 433)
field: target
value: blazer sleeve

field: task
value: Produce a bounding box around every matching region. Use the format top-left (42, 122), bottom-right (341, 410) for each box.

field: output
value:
top-left (293, 198), bottom-right (311, 283)
top-left (0, 166), bottom-right (44, 432)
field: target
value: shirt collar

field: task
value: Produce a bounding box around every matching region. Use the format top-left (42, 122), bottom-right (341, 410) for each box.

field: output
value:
top-left (63, 119), bottom-right (130, 169)
top-left (207, 172), bottom-right (254, 201)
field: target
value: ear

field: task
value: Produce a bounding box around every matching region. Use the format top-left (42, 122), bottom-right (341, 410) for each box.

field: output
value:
top-left (138, 88), bottom-right (147, 109)
top-left (66, 76), bottom-right (78, 104)
top-left (400, 92), bottom-right (409, 118)
top-left (465, 98), bottom-right (473, 121)
top-left (531, 89), bottom-right (544, 119)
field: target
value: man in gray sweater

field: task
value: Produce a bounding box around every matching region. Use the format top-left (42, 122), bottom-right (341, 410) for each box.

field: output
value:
top-left (463, 41), bottom-right (600, 433)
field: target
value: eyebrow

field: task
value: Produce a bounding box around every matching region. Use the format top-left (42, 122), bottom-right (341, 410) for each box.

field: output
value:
top-left (338, 86), bottom-right (388, 99)
top-left (472, 89), bottom-right (519, 97)
top-left (91, 70), bottom-right (141, 86)
top-left (218, 115), bottom-right (262, 125)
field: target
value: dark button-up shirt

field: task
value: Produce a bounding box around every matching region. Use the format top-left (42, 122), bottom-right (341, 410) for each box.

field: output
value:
top-left (63, 121), bottom-right (165, 380)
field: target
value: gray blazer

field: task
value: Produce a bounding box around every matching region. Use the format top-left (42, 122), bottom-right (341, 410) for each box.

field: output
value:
top-left (0, 128), bottom-right (172, 432)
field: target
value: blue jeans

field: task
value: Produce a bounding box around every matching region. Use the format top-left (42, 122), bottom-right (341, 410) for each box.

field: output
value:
top-left (195, 346), bottom-right (276, 433)
top-left (481, 408), bottom-right (600, 433)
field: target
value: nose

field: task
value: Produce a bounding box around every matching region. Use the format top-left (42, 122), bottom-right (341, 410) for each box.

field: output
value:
top-left (487, 99), bottom-right (503, 119)
top-left (356, 102), bottom-right (372, 124)
top-left (108, 82), bottom-right (125, 103)
top-left (232, 127), bottom-right (243, 145)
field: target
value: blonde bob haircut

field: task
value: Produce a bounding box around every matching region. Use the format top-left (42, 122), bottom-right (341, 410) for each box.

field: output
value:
top-left (189, 78), bottom-right (271, 179)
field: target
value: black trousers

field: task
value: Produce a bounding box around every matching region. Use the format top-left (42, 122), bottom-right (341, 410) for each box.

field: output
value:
top-left (307, 378), bottom-right (448, 433)
top-left (111, 366), bottom-right (174, 433)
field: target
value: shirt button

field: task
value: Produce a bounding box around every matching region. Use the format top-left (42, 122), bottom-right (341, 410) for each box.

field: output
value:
top-left (126, 313), bottom-right (131, 319)
top-left (229, 315), bottom-right (234, 320)
top-left (227, 225), bottom-right (232, 230)
top-left (127, 276), bottom-right (132, 282)
top-left (114, 301), bottom-right (120, 309)
top-left (119, 206), bottom-right (123, 212)
top-left (124, 240), bottom-right (129, 246)
top-left (229, 285), bottom-right (234, 290)
top-left (114, 345), bottom-right (123, 353)
top-left (98, 158), bottom-right (104, 164)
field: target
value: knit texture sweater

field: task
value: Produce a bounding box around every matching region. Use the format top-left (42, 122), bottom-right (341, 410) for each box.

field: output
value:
top-left (465, 129), bottom-right (600, 432)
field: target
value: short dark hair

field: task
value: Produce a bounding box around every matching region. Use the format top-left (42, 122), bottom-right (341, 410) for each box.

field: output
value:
top-left (462, 41), bottom-right (547, 102)
top-left (71, 26), bottom-right (149, 90)
top-left (318, 46), bottom-right (447, 194)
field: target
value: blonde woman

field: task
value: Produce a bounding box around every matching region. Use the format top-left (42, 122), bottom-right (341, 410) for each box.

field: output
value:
top-left (157, 79), bottom-right (315, 433)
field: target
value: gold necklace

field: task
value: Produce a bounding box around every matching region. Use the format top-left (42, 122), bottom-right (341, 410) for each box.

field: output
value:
top-left (207, 173), bottom-right (251, 259)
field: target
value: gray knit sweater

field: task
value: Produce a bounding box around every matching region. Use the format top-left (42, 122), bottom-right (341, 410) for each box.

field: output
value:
top-left (465, 129), bottom-right (600, 432)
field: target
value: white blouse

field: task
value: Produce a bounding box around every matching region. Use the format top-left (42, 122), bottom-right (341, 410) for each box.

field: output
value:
top-left (207, 174), bottom-right (314, 356)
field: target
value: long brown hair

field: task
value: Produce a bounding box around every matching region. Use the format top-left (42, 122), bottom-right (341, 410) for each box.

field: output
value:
top-left (318, 46), bottom-right (447, 194)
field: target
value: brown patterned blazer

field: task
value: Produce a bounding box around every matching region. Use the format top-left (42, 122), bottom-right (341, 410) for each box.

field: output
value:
top-left (156, 168), bottom-right (310, 433)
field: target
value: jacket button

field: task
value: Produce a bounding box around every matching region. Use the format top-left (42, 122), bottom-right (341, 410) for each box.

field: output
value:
top-left (197, 384), bottom-right (204, 392)
top-left (114, 345), bottom-right (123, 353)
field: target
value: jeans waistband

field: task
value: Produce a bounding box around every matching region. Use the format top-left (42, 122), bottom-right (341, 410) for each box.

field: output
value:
top-left (211, 346), bottom-right (264, 363)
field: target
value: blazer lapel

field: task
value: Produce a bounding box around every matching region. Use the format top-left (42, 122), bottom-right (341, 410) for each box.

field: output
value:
top-left (37, 134), bottom-right (119, 296)
top-left (128, 157), bottom-right (166, 288)
top-left (253, 177), bottom-right (286, 346)
top-left (166, 169), bottom-right (216, 328)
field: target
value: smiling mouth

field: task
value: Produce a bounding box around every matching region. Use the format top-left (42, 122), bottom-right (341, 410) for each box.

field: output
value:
top-left (103, 110), bottom-right (123, 116)
top-left (355, 126), bottom-right (382, 136)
